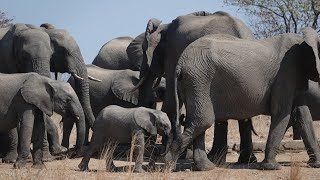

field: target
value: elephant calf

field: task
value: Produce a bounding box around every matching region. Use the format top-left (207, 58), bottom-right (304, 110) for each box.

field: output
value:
top-left (78, 105), bottom-right (171, 173)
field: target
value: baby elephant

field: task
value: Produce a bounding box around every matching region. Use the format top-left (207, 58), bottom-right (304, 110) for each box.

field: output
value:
top-left (78, 105), bottom-right (171, 173)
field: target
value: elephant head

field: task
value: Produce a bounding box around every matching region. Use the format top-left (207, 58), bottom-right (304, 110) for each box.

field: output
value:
top-left (21, 74), bottom-right (85, 150)
top-left (111, 70), bottom-right (166, 108)
top-left (40, 24), bottom-right (96, 128)
top-left (128, 19), bottom-right (168, 107)
top-left (134, 107), bottom-right (171, 143)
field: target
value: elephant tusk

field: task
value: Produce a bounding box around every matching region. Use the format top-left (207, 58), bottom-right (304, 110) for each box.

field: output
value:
top-left (152, 76), bottom-right (162, 89)
top-left (72, 73), bottom-right (84, 80)
top-left (130, 77), bottom-right (145, 92)
top-left (88, 74), bottom-right (102, 82)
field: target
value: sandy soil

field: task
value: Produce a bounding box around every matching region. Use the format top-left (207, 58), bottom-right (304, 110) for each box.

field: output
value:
top-left (1, 114), bottom-right (320, 180)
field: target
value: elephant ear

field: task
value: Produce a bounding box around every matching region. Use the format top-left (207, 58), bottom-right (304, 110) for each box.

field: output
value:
top-left (134, 108), bottom-right (157, 136)
top-left (111, 70), bottom-right (139, 105)
top-left (302, 27), bottom-right (320, 80)
top-left (21, 74), bottom-right (55, 116)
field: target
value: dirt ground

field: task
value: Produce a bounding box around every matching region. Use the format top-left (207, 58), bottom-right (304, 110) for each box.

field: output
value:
top-left (1, 114), bottom-right (320, 180)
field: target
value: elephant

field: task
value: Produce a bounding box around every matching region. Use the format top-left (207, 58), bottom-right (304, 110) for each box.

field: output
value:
top-left (164, 28), bottom-right (320, 171)
top-left (209, 80), bottom-right (320, 166)
top-left (0, 72), bottom-right (85, 168)
top-left (62, 64), bottom-right (166, 149)
top-left (92, 35), bottom-right (144, 71)
top-left (135, 11), bottom-right (255, 141)
top-left (78, 105), bottom-right (171, 173)
top-left (0, 23), bottom-right (97, 161)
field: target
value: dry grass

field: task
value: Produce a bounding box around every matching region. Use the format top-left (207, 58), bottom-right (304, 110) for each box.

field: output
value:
top-left (2, 113), bottom-right (320, 179)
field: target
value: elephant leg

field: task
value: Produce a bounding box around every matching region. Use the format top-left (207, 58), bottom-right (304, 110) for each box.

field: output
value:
top-left (46, 116), bottom-right (67, 155)
top-left (291, 118), bottom-right (302, 140)
top-left (133, 130), bottom-right (145, 173)
top-left (293, 105), bottom-right (320, 167)
top-left (31, 112), bottom-right (45, 169)
top-left (237, 119), bottom-right (257, 164)
top-left (84, 124), bottom-right (90, 146)
top-left (42, 129), bottom-right (55, 162)
top-left (78, 131), bottom-right (102, 171)
top-left (207, 121), bottom-right (228, 165)
top-left (14, 107), bottom-right (35, 169)
top-left (193, 132), bottom-right (216, 171)
top-left (2, 128), bottom-right (19, 163)
top-left (61, 116), bottom-right (73, 149)
top-left (261, 110), bottom-right (291, 170)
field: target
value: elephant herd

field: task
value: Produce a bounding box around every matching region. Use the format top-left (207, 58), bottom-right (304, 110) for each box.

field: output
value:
top-left (0, 10), bottom-right (320, 173)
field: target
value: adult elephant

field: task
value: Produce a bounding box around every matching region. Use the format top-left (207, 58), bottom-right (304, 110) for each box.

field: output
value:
top-left (135, 11), bottom-right (255, 140)
top-left (62, 64), bottom-right (166, 148)
top-left (0, 72), bottom-right (85, 168)
top-left (92, 33), bottom-right (145, 71)
top-left (0, 23), bottom-right (97, 160)
top-left (166, 28), bottom-right (320, 171)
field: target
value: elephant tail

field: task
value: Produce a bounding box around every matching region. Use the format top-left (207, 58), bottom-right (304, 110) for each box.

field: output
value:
top-left (248, 118), bottom-right (258, 136)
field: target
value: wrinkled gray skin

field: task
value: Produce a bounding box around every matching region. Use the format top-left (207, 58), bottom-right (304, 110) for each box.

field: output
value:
top-left (167, 28), bottom-right (320, 171)
top-left (0, 73), bottom-right (85, 169)
top-left (62, 64), bottom-right (166, 149)
top-left (78, 105), bottom-right (171, 173)
top-left (92, 36), bottom-right (142, 71)
top-left (219, 80), bottom-right (320, 166)
top-left (136, 11), bottom-right (255, 142)
top-left (0, 23), bottom-right (96, 161)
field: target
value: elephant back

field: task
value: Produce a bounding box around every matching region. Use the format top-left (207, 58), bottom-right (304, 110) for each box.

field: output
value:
top-left (92, 36), bottom-right (133, 70)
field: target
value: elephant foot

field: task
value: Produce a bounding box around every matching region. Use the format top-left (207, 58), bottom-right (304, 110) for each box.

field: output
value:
top-left (13, 160), bottom-right (27, 169)
top-left (237, 153), bottom-right (257, 164)
top-left (2, 151), bottom-right (18, 163)
top-left (78, 161), bottom-right (89, 171)
top-left (133, 166), bottom-right (145, 173)
top-left (260, 160), bottom-right (281, 170)
top-left (163, 151), bottom-right (178, 172)
top-left (192, 159), bottom-right (215, 171)
top-left (207, 152), bottom-right (226, 165)
top-left (31, 162), bottom-right (45, 169)
top-left (50, 145), bottom-right (68, 156)
top-left (43, 150), bottom-right (54, 162)
top-left (307, 160), bottom-right (320, 168)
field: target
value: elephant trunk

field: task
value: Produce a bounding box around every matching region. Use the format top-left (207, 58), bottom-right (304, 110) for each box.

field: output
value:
top-left (74, 110), bottom-right (85, 150)
top-left (32, 57), bottom-right (51, 78)
top-left (161, 131), bottom-right (173, 156)
top-left (70, 58), bottom-right (95, 128)
top-left (138, 73), bottom-right (157, 107)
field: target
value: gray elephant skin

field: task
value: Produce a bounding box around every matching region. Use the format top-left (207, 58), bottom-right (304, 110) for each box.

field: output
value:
top-left (0, 23), bottom-right (96, 130)
top-left (62, 64), bottom-right (166, 149)
top-left (165, 28), bottom-right (320, 171)
top-left (92, 34), bottom-right (144, 71)
top-left (136, 11), bottom-right (254, 140)
top-left (0, 23), bottom-right (97, 161)
top-left (78, 105), bottom-right (171, 173)
top-left (0, 72), bottom-right (85, 169)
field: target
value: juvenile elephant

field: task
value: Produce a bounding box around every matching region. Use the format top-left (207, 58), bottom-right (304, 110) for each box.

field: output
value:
top-left (0, 72), bottom-right (85, 168)
top-left (78, 105), bottom-right (171, 173)
top-left (62, 64), bottom-right (166, 148)
top-left (166, 28), bottom-right (320, 171)
top-left (0, 23), bottom-right (97, 160)
top-left (92, 35), bottom-right (144, 71)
